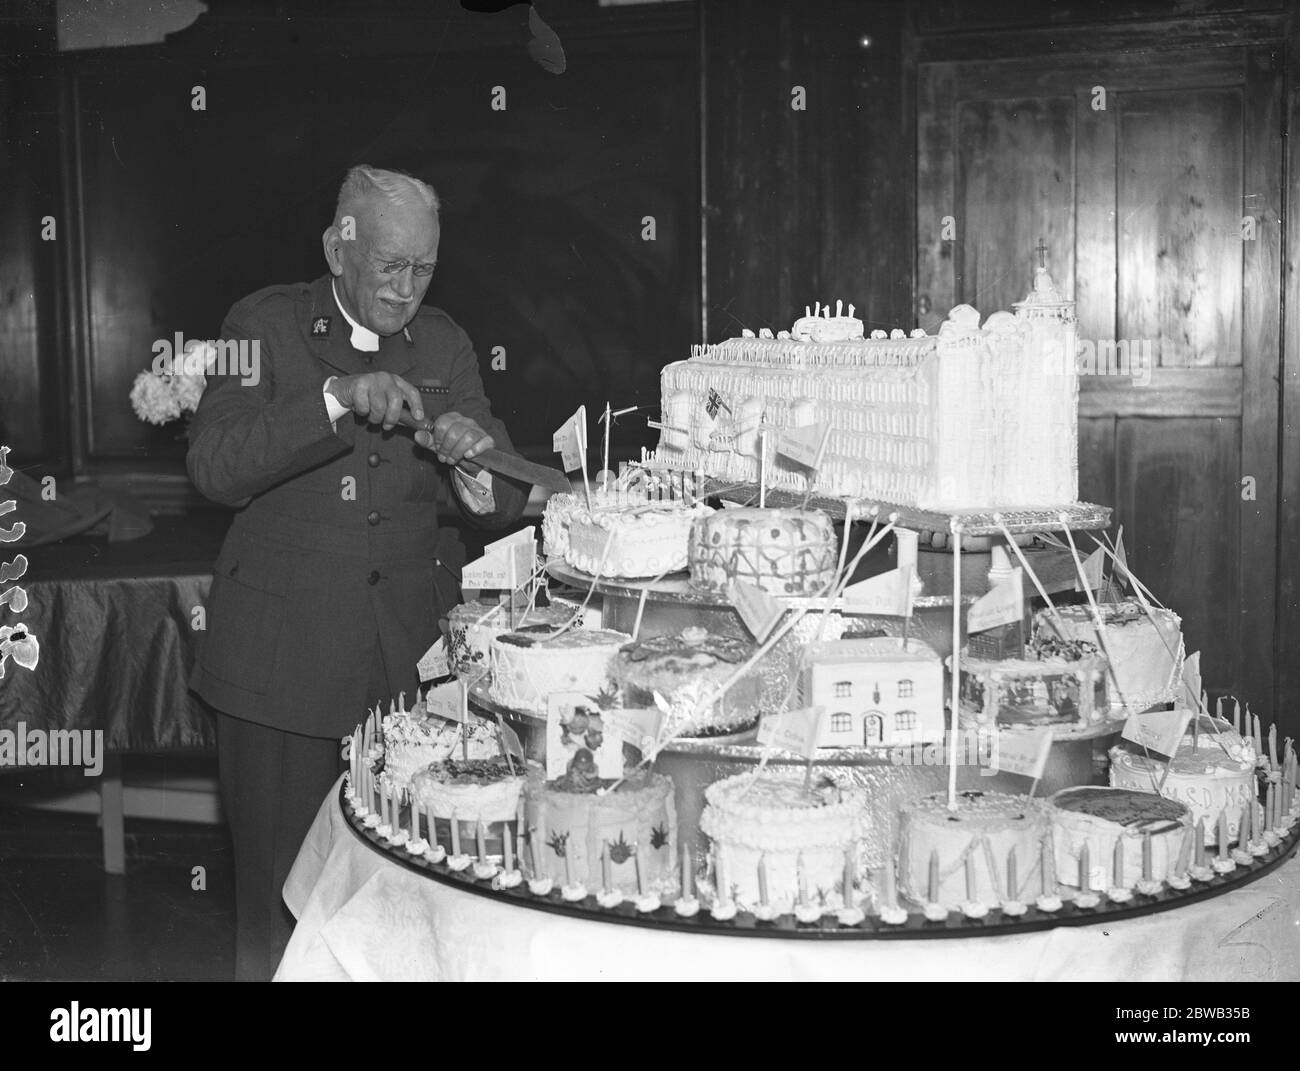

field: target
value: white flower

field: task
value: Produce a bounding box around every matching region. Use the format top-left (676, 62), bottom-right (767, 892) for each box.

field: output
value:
top-left (130, 371), bottom-right (182, 425)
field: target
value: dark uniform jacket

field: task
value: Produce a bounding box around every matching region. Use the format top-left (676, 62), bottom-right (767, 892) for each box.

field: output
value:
top-left (187, 274), bottom-right (528, 737)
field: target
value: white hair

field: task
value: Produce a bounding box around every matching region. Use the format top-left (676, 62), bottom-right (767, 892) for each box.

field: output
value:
top-left (335, 165), bottom-right (440, 226)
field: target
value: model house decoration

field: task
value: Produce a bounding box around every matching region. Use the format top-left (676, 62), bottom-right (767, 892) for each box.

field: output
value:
top-left (801, 637), bottom-right (945, 748)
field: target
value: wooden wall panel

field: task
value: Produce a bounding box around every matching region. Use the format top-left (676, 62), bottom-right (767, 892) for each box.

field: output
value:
top-left (1114, 416), bottom-right (1242, 697)
top-left (1116, 89), bottom-right (1243, 368)
top-left (955, 96), bottom-right (1074, 313)
top-left (703, 0), bottom-right (914, 338)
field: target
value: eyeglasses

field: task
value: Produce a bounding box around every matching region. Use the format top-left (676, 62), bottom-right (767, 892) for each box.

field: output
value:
top-left (376, 259), bottom-right (437, 278)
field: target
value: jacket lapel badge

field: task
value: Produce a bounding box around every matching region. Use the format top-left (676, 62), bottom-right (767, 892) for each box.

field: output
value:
top-left (311, 315), bottom-right (332, 338)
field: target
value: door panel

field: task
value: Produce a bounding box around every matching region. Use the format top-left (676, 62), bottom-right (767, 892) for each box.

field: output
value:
top-left (917, 45), bottom-right (1281, 723)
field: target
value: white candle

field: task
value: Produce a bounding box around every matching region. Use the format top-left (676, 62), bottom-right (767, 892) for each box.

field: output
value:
top-left (965, 850), bottom-right (977, 902)
top-left (1142, 831), bottom-right (1152, 880)
top-left (757, 855), bottom-right (769, 906)
top-left (1233, 699), bottom-right (1241, 735)
top-left (601, 842), bottom-right (612, 891)
top-left (681, 844), bottom-right (692, 899)
top-left (1006, 848), bottom-right (1018, 900)
top-left (1078, 844), bottom-right (1091, 891)
top-left (1112, 838), bottom-right (1124, 888)
top-left (450, 811), bottom-right (461, 856)
top-left (503, 823), bottom-right (514, 871)
top-left (476, 821), bottom-right (488, 863)
top-left (928, 849), bottom-right (941, 903)
top-left (1269, 724), bottom-right (1279, 772)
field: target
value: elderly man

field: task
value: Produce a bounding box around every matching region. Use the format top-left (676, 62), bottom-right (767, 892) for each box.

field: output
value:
top-left (187, 166), bottom-right (529, 980)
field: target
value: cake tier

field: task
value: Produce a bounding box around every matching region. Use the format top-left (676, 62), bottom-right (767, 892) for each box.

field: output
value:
top-left (615, 628), bottom-right (760, 736)
top-left (1048, 786), bottom-right (1192, 891)
top-left (700, 772), bottom-right (867, 914)
top-left (897, 791), bottom-right (1049, 909)
top-left (379, 713), bottom-right (499, 797)
top-left (448, 600), bottom-right (574, 678)
top-left (487, 625), bottom-right (630, 715)
top-left (526, 773), bottom-right (677, 897)
top-left (653, 300), bottom-right (1078, 511)
top-left (1037, 600), bottom-right (1183, 712)
top-left (565, 503), bottom-right (709, 578)
top-left (410, 758), bottom-right (525, 824)
top-left (955, 644), bottom-right (1109, 731)
top-left (689, 507), bottom-right (837, 597)
top-left (1109, 734), bottom-right (1257, 847)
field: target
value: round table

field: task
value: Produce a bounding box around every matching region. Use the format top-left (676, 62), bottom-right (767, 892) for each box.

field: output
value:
top-left (275, 776), bottom-right (1300, 982)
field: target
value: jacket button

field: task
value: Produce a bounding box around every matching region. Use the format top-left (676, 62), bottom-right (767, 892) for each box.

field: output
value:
top-left (368, 453), bottom-right (381, 468)
top-left (367, 511), bottom-right (381, 526)
top-left (368, 570), bottom-right (380, 586)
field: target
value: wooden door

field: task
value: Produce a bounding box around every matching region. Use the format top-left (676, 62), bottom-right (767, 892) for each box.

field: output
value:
top-left (917, 46), bottom-right (1282, 725)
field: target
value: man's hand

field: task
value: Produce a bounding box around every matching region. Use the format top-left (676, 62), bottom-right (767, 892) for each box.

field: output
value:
top-left (414, 413), bottom-right (494, 466)
top-left (327, 372), bottom-right (424, 431)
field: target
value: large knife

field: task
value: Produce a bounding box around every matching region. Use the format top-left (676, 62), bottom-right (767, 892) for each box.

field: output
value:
top-left (396, 396), bottom-right (572, 494)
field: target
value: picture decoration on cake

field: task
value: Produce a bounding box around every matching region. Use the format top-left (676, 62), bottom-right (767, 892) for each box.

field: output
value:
top-left (547, 690), bottom-right (623, 781)
top-left (546, 830), bottom-right (570, 858)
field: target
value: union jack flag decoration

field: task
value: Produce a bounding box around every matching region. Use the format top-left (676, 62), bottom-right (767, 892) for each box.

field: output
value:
top-left (705, 388), bottom-right (731, 418)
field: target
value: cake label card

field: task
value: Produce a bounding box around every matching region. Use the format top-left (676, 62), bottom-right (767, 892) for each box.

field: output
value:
top-left (417, 637), bottom-right (450, 682)
top-left (552, 406), bottom-right (586, 473)
top-left (1121, 707), bottom-right (1192, 758)
top-left (967, 568), bottom-right (1024, 632)
top-left (729, 580), bottom-right (783, 642)
top-left (462, 535), bottom-right (535, 592)
top-left (991, 727), bottom-right (1054, 780)
top-left (425, 679), bottom-right (468, 723)
top-left (606, 706), bottom-right (665, 752)
top-left (842, 566), bottom-right (915, 617)
top-left (775, 422), bottom-right (830, 469)
top-left (757, 705), bottom-right (826, 759)
top-left (546, 691), bottom-right (623, 780)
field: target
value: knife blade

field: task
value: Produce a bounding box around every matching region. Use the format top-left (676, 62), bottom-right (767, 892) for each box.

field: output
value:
top-left (397, 408), bottom-right (572, 494)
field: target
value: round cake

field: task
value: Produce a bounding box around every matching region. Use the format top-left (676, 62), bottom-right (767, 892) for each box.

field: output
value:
top-left (689, 507), bottom-right (838, 597)
top-left (525, 771), bottom-right (678, 898)
top-left (448, 599), bottom-right (575, 678)
top-left (1109, 716), bottom-right (1257, 846)
top-left (487, 624), bottom-right (630, 715)
top-left (897, 791), bottom-right (1049, 909)
top-left (566, 502), bottom-right (711, 578)
top-left (614, 627), bottom-right (761, 737)
top-left (955, 636), bottom-right (1109, 732)
top-left (700, 772), bottom-right (866, 914)
top-left (541, 489), bottom-right (621, 558)
top-left (1048, 786), bottom-right (1192, 891)
top-left (1036, 600), bottom-right (1183, 713)
top-left (410, 756), bottom-right (525, 824)
top-left (378, 710), bottom-right (498, 798)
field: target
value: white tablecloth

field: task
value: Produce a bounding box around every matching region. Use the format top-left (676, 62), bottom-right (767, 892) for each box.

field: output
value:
top-left (276, 776), bottom-right (1300, 982)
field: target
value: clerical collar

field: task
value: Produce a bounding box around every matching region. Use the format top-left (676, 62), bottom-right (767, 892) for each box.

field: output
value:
top-left (331, 279), bottom-right (380, 352)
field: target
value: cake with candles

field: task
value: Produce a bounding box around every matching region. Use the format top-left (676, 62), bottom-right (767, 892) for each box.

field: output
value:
top-left (689, 507), bottom-right (837, 597)
top-left (565, 501), bottom-right (711, 579)
top-left (448, 599), bottom-right (575, 679)
top-left (411, 757), bottom-right (527, 865)
top-left (652, 266), bottom-right (1078, 511)
top-left (955, 634), bottom-right (1109, 732)
top-left (487, 624), bottom-right (631, 715)
top-left (1047, 786), bottom-right (1192, 893)
top-left (376, 694), bottom-right (498, 799)
top-left (896, 791), bottom-right (1050, 911)
top-left (1108, 716), bottom-right (1257, 846)
top-left (614, 627), bottom-right (761, 737)
top-left (542, 491), bottom-right (616, 558)
top-left (699, 771), bottom-right (867, 916)
top-left (1035, 599), bottom-right (1183, 713)
top-left (524, 763), bottom-right (678, 901)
